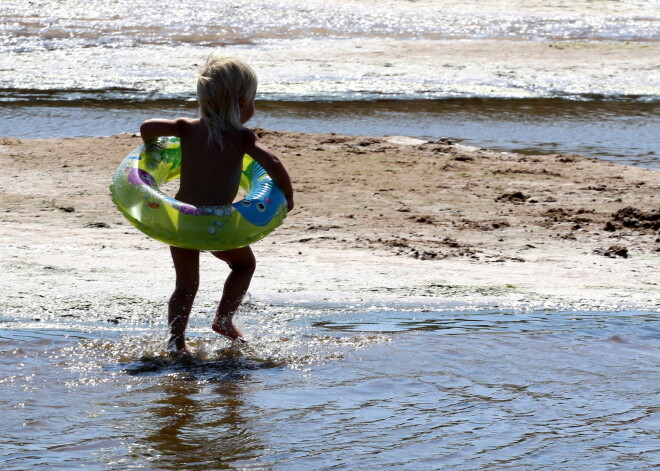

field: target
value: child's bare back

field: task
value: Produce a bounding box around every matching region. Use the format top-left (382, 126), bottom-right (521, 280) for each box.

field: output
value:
top-left (141, 118), bottom-right (247, 207)
top-left (176, 118), bottom-right (246, 206)
top-left (141, 119), bottom-right (291, 211)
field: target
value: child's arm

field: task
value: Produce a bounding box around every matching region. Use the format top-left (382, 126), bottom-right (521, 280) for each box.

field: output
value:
top-left (139, 118), bottom-right (187, 143)
top-left (244, 132), bottom-right (294, 212)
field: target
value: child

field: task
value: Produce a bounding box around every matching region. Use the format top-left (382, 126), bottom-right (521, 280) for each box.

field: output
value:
top-left (139, 54), bottom-right (294, 352)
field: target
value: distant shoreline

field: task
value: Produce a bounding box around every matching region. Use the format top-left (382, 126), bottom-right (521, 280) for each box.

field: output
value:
top-left (2, 99), bottom-right (658, 168)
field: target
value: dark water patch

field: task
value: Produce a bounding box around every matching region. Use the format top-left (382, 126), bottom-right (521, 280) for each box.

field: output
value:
top-left (0, 86), bottom-right (150, 104)
top-left (119, 349), bottom-right (284, 381)
top-left (0, 327), bottom-right (98, 343)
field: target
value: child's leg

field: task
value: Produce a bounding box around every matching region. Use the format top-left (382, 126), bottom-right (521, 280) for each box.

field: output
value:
top-left (168, 246), bottom-right (200, 352)
top-left (210, 246), bottom-right (256, 341)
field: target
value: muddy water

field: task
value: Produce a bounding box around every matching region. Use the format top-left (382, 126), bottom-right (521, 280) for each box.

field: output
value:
top-left (2, 303), bottom-right (658, 470)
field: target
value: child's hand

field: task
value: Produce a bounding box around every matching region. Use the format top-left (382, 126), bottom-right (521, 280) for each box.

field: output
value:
top-left (143, 139), bottom-right (165, 152)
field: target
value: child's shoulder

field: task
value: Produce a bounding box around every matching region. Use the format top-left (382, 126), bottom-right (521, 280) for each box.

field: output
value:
top-left (238, 128), bottom-right (257, 142)
top-left (158, 116), bottom-right (200, 136)
top-left (226, 128), bottom-right (257, 148)
top-left (176, 116), bottom-right (200, 127)
top-left (176, 117), bottom-right (204, 137)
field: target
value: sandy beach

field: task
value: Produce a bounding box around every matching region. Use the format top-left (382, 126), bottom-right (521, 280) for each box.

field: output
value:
top-left (1, 131), bottom-right (658, 317)
top-left (3, 2), bottom-right (659, 467)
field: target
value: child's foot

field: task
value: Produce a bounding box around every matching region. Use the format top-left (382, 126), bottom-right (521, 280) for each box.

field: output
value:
top-left (212, 317), bottom-right (247, 343)
top-left (167, 348), bottom-right (195, 361)
top-left (167, 335), bottom-right (193, 354)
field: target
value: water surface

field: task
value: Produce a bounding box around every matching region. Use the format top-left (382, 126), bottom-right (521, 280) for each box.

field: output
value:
top-left (2, 302), bottom-right (659, 469)
top-left (3, 99), bottom-right (658, 168)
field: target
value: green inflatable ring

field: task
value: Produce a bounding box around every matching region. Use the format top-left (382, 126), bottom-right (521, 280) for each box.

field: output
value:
top-left (110, 136), bottom-right (288, 251)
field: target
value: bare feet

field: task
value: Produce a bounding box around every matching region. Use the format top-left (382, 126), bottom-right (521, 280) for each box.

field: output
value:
top-left (167, 335), bottom-right (193, 354)
top-left (212, 316), bottom-right (247, 343)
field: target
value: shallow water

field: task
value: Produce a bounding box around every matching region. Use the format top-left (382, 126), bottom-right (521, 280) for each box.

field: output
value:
top-left (2, 302), bottom-right (659, 470)
top-left (2, 99), bottom-right (658, 168)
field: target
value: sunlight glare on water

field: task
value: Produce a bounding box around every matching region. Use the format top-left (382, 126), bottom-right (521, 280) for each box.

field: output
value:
top-left (1, 0), bottom-right (659, 103)
top-left (2, 0), bottom-right (658, 48)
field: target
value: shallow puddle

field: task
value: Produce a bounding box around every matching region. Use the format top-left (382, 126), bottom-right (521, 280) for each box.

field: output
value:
top-left (1, 302), bottom-right (658, 469)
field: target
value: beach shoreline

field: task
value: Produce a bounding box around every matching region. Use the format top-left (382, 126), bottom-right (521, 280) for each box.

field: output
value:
top-left (0, 131), bottom-right (658, 318)
top-left (3, 99), bottom-right (659, 168)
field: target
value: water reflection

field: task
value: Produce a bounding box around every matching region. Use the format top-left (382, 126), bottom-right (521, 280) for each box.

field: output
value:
top-left (126, 349), bottom-right (272, 470)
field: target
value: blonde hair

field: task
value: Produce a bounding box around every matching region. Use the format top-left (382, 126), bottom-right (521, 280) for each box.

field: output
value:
top-left (196, 53), bottom-right (258, 148)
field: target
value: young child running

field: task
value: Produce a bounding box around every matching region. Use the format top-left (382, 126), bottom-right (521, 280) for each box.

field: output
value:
top-left (139, 54), bottom-right (294, 352)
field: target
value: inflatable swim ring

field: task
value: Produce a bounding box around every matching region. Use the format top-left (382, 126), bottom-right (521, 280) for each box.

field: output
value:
top-left (110, 136), bottom-right (287, 251)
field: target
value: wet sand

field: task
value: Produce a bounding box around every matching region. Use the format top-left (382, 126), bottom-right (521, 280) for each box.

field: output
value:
top-left (0, 131), bottom-right (658, 315)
